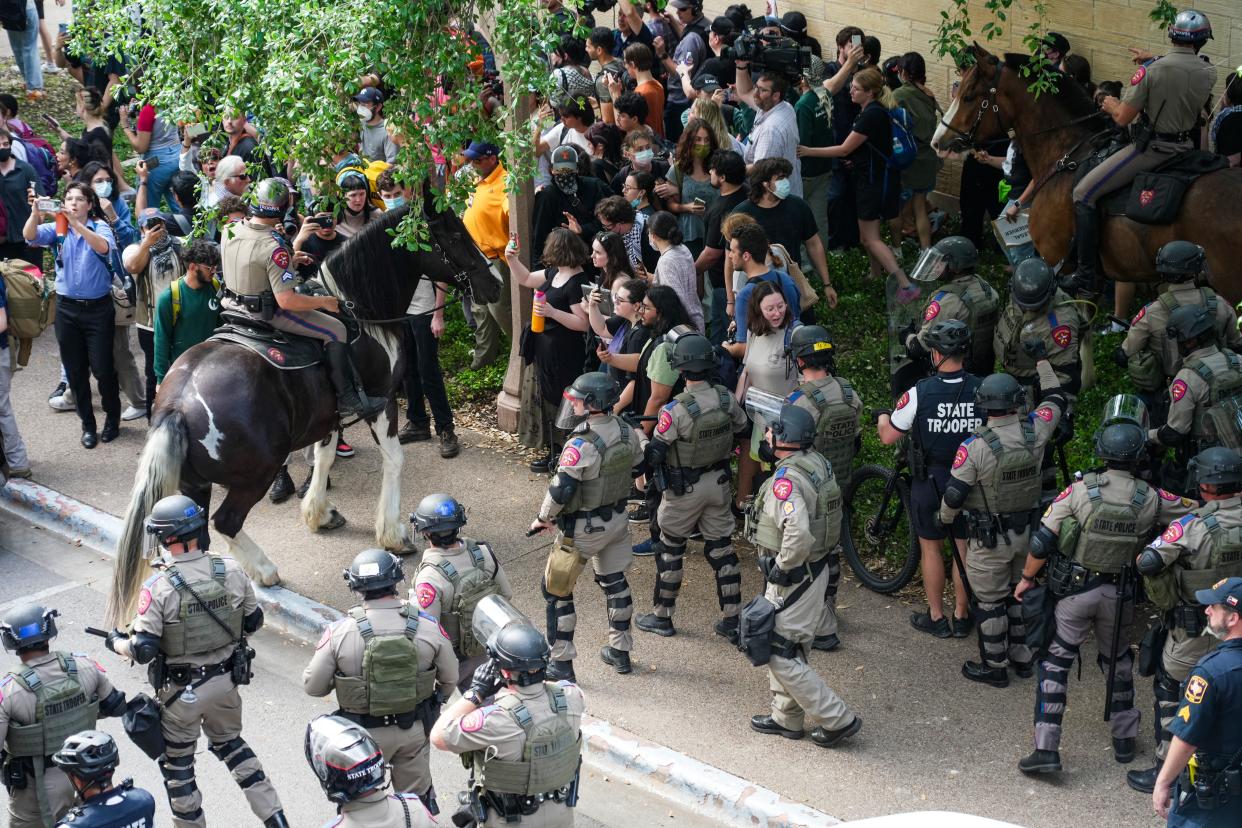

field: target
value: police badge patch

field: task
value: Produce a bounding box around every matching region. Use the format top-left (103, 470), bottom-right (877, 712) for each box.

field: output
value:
top-left (1130, 65), bottom-right (1145, 86)
top-left (1051, 326), bottom-right (1072, 348)
top-left (1054, 485), bottom-right (1071, 502)
top-left (1171, 379), bottom-right (1188, 402)
top-left (895, 391), bottom-right (910, 410)
top-left (923, 301), bottom-right (940, 322)
top-left (1131, 306), bottom-right (1145, 326)
top-left (415, 583), bottom-right (437, 609)
top-left (137, 588), bottom-right (152, 615)
top-left (1185, 675), bottom-right (1208, 704)
top-left (271, 247), bottom-right (290, 270)
top-left (952, 445), bottom-right (968, 469)
top-left (560, 446), bottom-right (581, 467)
top-left (772, 478), bottom-right (793, 500)
top-left (656, 410), bottom-right (673, 434)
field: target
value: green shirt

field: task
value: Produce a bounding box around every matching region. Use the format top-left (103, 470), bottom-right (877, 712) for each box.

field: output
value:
top-left (153, 277), bottom-right (221, 382)
top-left (794, 89), bottom-right (833, 178)
top-left (646, 341), bottom-right (679, 388)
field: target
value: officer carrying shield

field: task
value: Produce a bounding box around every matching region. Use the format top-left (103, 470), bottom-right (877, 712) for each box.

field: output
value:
top-left (530, 372), bottom-right (644, 680)
top-left (994, 257), bottom-right (1084, 403)
top-left (51, 730), bottom-right (157, 827)
top-left (1129, 448), bottom-right (1242, 794)
top-left (431, 597), bottom-right (585, 828)
top-left (0, 605), bottom-right (125, 828)
top-left (634, 333), bottom-right (750, 641)
top-left (305, 715), bottom-right (438, 828)
top-left (411, 493), bottom-right (513, 693)
top-left (104, 494), bottom-right (287, 828)
top-left (303, 549), bottom-right (458, 812)
top-left (904, 236), bottom-right (1000, 374)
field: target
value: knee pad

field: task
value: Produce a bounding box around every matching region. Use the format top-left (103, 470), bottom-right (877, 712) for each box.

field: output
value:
top-left (594, 570), bottom-right (628, 595)
top-left (208, 736), bottom-right (247, 760)
top-left (542, 578), bottom-right (573, 604)
top-left (160, 753), bottom-right (195, 780)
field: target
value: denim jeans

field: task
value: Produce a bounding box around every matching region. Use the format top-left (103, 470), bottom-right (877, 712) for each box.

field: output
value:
top-left (5, 2), bottom-right (42, 92)
top-left (143, 144), bottom-right (183, 213)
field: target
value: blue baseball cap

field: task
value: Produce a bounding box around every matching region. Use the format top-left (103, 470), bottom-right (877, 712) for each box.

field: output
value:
top-left (462, 141), bottom-right (500, 160)
top-left (1195, 577), bottom-right (1242, 609)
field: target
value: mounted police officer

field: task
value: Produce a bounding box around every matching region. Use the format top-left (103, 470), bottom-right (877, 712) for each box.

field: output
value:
top-left (411, 493), bottom-right (513, 692)
top-left (995, 257), bottom-right (1084, 403)
top-left (530, 372), bottom-right (644, 681)
top-left (1152, 577), bottom-right (1242, 827)
top-left (1068, 9), bottom-right (1218, 296)
top-left (878, 319), bottom-right (981, 639)
top-left (0, 605), bottom-right (125, 828)
top-left (745, 404), bottom-right (861, 747)
top-left (940, 367), bottom-right (1066, 687)
top-left (1015, 423), bottom-right (1194, 775)
top-left (303, 548), bottom-right (458, 813)
top-left (431, 599), bottom-right (585, 828)
top-left (103, 494), bottom-right (287, 828)
top-left (305, 715), bottom-right (438, 828)
top-left (1149, 306), bottom-right (1242, 481)
top-left (51, 730), bottom-right (156, 827)
top-left (904, 236), bottom-right (1000, 374)
top-left (1129, 447), bottom-right (1242, 794)
top-left (220, 176), bottom-right (385, 418)
top-left (785, 325), bottom-right (864, 650)
top-left (1118, 242), bottom-right (1242, 413)
top-left (634, 333), bottom-right (750, 642)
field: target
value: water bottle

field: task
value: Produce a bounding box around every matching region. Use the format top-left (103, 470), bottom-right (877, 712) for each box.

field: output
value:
top-left (531, 290), bottom-right (546, 333)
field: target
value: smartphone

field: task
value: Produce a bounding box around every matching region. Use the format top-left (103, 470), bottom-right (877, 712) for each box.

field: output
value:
top-left (184, 122), bottom-right (208, 139)
top-left (314, 215), bottom-right (334, 229)
top-left (145, 156), bottom-right (161, 170)
top-left (57, 22), bottom-right (67, 34)
top-left (692, 197), bottom-right (706, 209)
top-left (851, 34), bottom-right (862, 48)
top-left (37, 198), bottom-right (61, 212)
top-left (582, 285), bottom-right (615, 316)
top-left (41, 113), bottom-right (59, 129)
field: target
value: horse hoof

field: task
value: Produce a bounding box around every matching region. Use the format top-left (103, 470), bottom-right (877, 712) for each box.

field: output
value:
top-left (322, 509), bottom-right (347, 531)
top-left (257, 566), bottom-right (281, 587)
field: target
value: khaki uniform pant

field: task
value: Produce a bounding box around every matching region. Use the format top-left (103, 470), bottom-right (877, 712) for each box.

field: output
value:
top-left (654, 475), bottom-right (740, 620)
top-left (472, 258), bottom-right (512, 366)
top-left (482, 800), bottom-right (573, 828)
top-left (966, 528), bottom-right (1030, 669)
top-left (159, 672), bottom-right (282, 827)
top-left (546, 513), bottom-right (634, 662)
top-left (1153, 625), bottom-right (1214, 760)
top-left (1071, 143), bottom-right (1183, 206)
top-left (767, 565), bottom-right (854, 731)
top-left (370, 721), bottom-right (432, 797)
top-left (7, 764), bottom-right (74, 827)
top-left (814, 548), bottom-right (842, 639)
top-left (271, 307), bottom-right (346, 342)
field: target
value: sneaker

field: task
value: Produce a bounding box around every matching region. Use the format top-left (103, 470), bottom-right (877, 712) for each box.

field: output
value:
top-left (7, 467), bottom-right (31, 479)
top-left (628, 503), bottom-right (649, 524)
top-left (1018, 749), bottom-right (1062, 775)
top-left (24, 90), bottom-right (46, 102)
top-left (895, 284), bottom-right (922, 306)
top-left (632, 539), bottom-right (655, 556)
top-left (809, 716), bottom-right (862, 748)
top-left (635, 613), bottom-right (676, 637)
top-left (910, 610), bottom-right (951, 639)
top-left (121, 405), bottom-right (146, 421)
top-left (812, 634), bottom-right (840, 652)
top-left (399, 422), bottom-right (432, 444)
top-left (48, 381), bottom-right (66, 401)
top-left (439, 431), bottom-right (460, 459)
top-left (42, 62), bottom-right (62, 74)
top-left (336, 438), bottom-right (355, 458)
top-left (49, 388), bottom-right (75, 411)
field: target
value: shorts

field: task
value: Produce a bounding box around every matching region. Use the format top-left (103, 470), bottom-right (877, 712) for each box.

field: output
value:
top-left (855, 174), bottom-right (900, 222)
top-left (909, 466), bottom-right (967, 541)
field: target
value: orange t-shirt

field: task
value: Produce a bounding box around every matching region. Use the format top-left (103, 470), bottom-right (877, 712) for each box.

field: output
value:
top-left (636, 79), bottom-right (665, 138)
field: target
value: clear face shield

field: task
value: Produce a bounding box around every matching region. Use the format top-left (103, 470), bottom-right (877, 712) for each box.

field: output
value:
top-left (743, 388), bottom-right (786, 427)
top-left (473, 595), bottom-right (534, 653)
top-left (909, 247), bottom-right (949, 282)
top-left (142, 526), bottom-right (166, 560)
top-left (1101, 394), bottom-right (1150, 432)
top-left (556, 389), bottom-right (593, 430)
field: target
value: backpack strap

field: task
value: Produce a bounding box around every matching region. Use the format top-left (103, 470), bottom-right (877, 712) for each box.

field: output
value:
top-left (789, 454), bottom-right (825, 489)
top-left (979, 426), bottom-right (1003, 457)
top-left (840, 380), bottom-right (855, 405)
top-left (682, 394), bottom-right (701, 418)
top-left (580, 429), bottom-right (607, 456)
top-left (435, 560), bottom-right (460, 582)
top-left (171, 278), bottom-right (182, 326)
top-left (211, 556), bottom-right (226, 584)
top-left (16, 666), bottom-right (40, 693)
top-left (1131, 480), bottom-right (1151, 510)
top-left (465, 539), bottom-right (485, 569)
top-left (1021, 419), bottom-right (1036, 449)
top-left (807, 384), bottom-right (828, 409)
top-left (547, 684), bottom-right (568, 714)
top-left (497, 693), bottom-right (534, 731)
top-left (716, 387), bottom-right (731, 412)
top-left (166, 566), bottom-right (187, 592)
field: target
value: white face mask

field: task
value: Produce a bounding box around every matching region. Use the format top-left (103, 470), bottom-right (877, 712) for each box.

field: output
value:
top-left (92, 181), bottom-right (113, 199)
top-left (771, 178), bottom-right (791, 200)
top-left (356, 105), bottom-right (373, 121)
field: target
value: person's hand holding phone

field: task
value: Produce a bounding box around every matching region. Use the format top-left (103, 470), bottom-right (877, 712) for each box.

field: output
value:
top-left (135, 160), bottom-right (149, 183)
top-left (27, 186), bottom-right (40, 220)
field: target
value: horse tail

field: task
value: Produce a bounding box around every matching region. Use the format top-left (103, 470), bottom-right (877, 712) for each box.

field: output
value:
top-left (105, 410), bottom-right (188, 628)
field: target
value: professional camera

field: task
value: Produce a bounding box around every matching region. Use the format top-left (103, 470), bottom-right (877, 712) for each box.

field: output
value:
top-left (582, 0), bottom-right (617, 13)
top-left (730, 19), bottom-right (811, 81)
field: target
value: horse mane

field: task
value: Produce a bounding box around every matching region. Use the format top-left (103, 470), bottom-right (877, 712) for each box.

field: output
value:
top-left (323, 206), bottom-right (420, 321)
top-left (1001, 53), bottom-right (1096, 120)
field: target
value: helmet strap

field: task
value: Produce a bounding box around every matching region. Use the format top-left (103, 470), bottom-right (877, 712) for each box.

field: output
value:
top-left (511, 668), bottom-right (547, 687)
top-left (426, 530), bottom-right (459, 547)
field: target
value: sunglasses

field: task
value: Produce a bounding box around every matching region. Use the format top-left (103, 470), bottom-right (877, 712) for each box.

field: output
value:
top-left (229, 173), bottom-right (251, 181)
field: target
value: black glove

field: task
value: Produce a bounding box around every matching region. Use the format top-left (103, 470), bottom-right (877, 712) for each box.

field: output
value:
top-left (870, 408), bottom-right (891, 425)
top-left (470, 659), bottom-right (503, 700)
top-left (758, 556), bottom-right (795, 586)
top-left (1022, 339), bottom-right (1048, 359)
top-left (104, 630), bottom-right (127, 654)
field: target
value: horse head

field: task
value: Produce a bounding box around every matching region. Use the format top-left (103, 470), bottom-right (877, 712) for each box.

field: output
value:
top-left (422, 183), bottom-right (503, 305)
top-left (932, 43), bottom-right (1009, 155)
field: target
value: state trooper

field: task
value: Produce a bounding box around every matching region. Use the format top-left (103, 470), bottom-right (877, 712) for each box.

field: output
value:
top-left (431, 598), bottom-right (585, 827)
top-left (634, 333), bottom-right (750, 641)
top-left (411, 493), bottom-right (513, 692)
top-left (878, 319), bottom-right (980, 639)
top-left (220, 176), bottom-right (385, 418)
top-left (994, 257), bottom-right (1084, 403)
top-left (940, 368), bottom-right (1066, 687)
top-left (303, 549), bottom-right (458, 812)
top-left (1117, 241), bottom-right (1242, 413)
top-left (51, 730), bottom-right (157, 827)
top-left (104, 494), bottom-right (287, 828)
top-left (305, 715), bottom-right (437, 828)
top-left (745, 404), bottom-right (862, 747)
top-left (530, 372), bottom-right (644, 680)
top-left (904, 235), bottom-right (1000, 374)
top-left (1014, 423), bottom-right (1194, 775)
top-left (0, 605), bottom-right (125, 827)
top-left (1148, 306), bottom-right (1242, 475)
top-left (1128, 447), bottom-right (1242, 794)
top-left (785, 325), bottom-right (864, 650)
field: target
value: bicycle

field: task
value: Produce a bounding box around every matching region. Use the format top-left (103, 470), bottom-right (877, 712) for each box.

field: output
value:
top-left (840, 449), bottom-right (920, 594)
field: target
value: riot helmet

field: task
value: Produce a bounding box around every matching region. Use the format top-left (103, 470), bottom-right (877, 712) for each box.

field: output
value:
top-left (305, 715), bottom-right (387, 804)
top-left (1094, 422), bottom-right (1147, 467)
top-left (1011, 258), bottom-right (1056, 310)
top-left (342, 548), bottom-right (404, 594)
top-left (1101, 393), bottom-right (1151, 432)
top-left (1169, 9), bottom-right (1212, 45)
top-left (668, 333), bottom-right (718, 378)
top-left (786, 325), bottom-right (836, 370)
top-left (52, 730), bottom-right (120, 786)
top-left (768, 403), bottom-right (816, 450)
top-left (923, 319), bottom-right (972, 358)
top-left (250, 177), bottom-right (291, 218)
top-left (411, 493), bottom-right (467, 543)
top-left (144, 494), bottom-right (208, 557)
top-left (0, 604), bottom-right (57, 652)
top-left (1155, 240), bottom-right (1207, 283)
top-left (556, 372), bottom-right (620, 429)
top-left (474, 595), bottom-right (551, 685)
top-left (1190, 447), bottom-right (1242, 490)
top-left (909, 235), bottom-right (978, 282)
top-left (1166, 304), bottom-right (1216, 353)
top-left (974, 373), bottom-right (1026, 414)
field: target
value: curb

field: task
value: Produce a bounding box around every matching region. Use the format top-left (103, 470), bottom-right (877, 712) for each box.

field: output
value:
top-left (1, 478), bottom-right (838, 828)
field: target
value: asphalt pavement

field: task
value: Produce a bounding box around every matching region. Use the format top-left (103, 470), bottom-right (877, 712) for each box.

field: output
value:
top-left (4, 334), bottom-right (1172, 826)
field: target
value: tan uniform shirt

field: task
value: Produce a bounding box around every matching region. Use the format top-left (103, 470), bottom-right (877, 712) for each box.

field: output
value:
top-left (130, 550), bottom-right (257, 667)
top-left (994, 290), bottom-right (1083, 384)
top-left (220, 219), bottom-right (296, 298)
top-left (756, 451), bottom-right (828, 572)
top-left (1154, 345), bottom-right (1241, 445)
top-left (652, 382), bottom-right (749, 463)
top-left (910, 274), bottom-right (999, 352)
top-left (0, 651), bottom-right (116, 744)
top-left (1041, 468), bottom-right (1193, 539)
top-left (412, 538), bottom-right (513, 631)
top-left (302, 596), bottom-right (459, 699)
top-left (1145, 496), bottom-right (1242, 576)
top-left (1124, 45), bottom-right (1218, 136)
top-left (325, 790), bottom-right (438, 827)
top-left (538, 415), bottom-right (644, 522)
top-left (1123, 285), bottom-right (1242, 377)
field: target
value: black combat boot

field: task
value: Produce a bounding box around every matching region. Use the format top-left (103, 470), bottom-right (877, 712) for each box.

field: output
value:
top-left (325, 341), bottom-right (387, 419)
top-left (1064, 203), bottom-right (1103, 297)
top-left (714, 616), bottom-right (739, 644)
top-left (1113, 737), bottom-right (1136, 764)
top-left (1127, 765), bottom-right (1160, 793)
top-left (268, 466), bottom-right (294, 504)
top-left (263, 812), bottom-right (290, 828)
top-left (962, 659), bottom-right (1010, 688)
top-left (809, 716), bottom-right (862, 748)
top-left (750, 714), bottom-right (804, 739)
top-left (1018, 749), bottom-right (1062, 775)
top-left (600, 646), bottom-right (632, 674)
top-left (546, 660), bottom-right (575, 682)
top-left (635, 613), bottom-right (676, 637)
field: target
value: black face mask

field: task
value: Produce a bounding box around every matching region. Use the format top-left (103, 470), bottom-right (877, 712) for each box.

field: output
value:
top-left (757, 439), bottom-right (778, 465)
top-left (553, 173), bottom-right (578, 196)
top-left (0, 148), bottom-right (12, 162)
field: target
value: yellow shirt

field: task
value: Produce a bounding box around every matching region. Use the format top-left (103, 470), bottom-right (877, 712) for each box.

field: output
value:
top-left (463, 163), bottom-right (510, 259)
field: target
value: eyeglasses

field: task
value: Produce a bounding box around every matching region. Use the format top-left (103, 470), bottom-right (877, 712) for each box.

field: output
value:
top-left (616, 295), bottom-right (633, 305)
top-left (229, 173), bottom-right (251, 181)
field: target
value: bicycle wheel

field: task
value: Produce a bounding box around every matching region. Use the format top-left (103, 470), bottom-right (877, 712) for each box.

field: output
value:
top-left (841, 464), bottom-right (920, 594)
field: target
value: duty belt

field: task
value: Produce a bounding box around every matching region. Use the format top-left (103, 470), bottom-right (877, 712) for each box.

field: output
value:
top-left (1065, 561), bottom-right (1119, 591)
top-left (483, 785), bottom-right (573, 817)
top-left (166, 658), bottom-right (231, 687)
top-left (996, 510), bottom-right (1036, 534)
top-left (221, 288), bottom-right (267, 311)
top-left (781, 554), bottom-right (830, 589)
top-left (564, 499), bottom-right (629, 523)
top-left (335, 708), bottom-right (419, 730)
top-left (672, 459), bottom-right (732, 485)
top-left (1154, 131), bottom-right (1192, 143)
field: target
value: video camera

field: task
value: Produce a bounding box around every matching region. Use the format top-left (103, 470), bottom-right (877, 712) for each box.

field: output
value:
top-left (730, 18), bottom-right (811, 82)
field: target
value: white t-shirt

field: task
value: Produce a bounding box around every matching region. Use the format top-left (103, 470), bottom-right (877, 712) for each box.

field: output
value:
top-left (406, 276), bottom-right (438, 316)
top-left (534, 124), bottom-right (592, 190)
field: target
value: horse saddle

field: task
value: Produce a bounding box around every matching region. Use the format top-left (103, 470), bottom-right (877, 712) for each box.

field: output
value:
top-left (210, 313), bottom-right (325, 370)
top-left (1087, 149), bottom-right (1228, 225)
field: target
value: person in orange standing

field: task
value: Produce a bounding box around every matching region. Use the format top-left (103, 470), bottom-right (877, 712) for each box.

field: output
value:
top-left (624, 43), bottom-right (665, 139)
top-left (461, 141), bottom-right (511, 370)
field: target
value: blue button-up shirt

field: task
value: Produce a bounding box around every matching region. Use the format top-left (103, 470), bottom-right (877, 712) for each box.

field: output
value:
top-left (32, 220), bottom-right (116, 300)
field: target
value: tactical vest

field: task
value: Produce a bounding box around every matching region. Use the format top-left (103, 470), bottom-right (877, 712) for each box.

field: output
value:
top-left (961, 421), bottom-right (1040, 515)
top-left (421, 540), bottom-right (500, 658)
top-left (5, 654), bottom-right (99, 760)
top-left (335, 604), bottom-right (437, 717)
top-left (159, 557), bottom-right (243, 660)
top-left (1069, 473), bottom-right (1152, 574)
top-left (798, 379), bottom-right (860, 477)
top-left (936, 277), bottom-right (999, 367)
top-left (668, 388), bottom-right (734, 469)
top-left (471, 684), bottom-right (581, 796)
top-left (911, 372), bottom-right (983, 468)
top-left (1177, 504), bottom-right (1242, 600)
top-left (1185, 350), bottom-right (1242, 449)
top-left (747, 453), bottom-right (842, 558)
top-left (1126, 288), bottom-right (1222, 389)
top-left (563, 419), bottom-right (633, 513)
top-left (995, 299), bottom-right (1076, 377)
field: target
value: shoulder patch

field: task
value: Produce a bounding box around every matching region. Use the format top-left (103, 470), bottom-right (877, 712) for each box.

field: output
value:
top-left (1033, 405), bottom-right (1054, 422)
top-left (271, 247), bottom-right (290, 270)
top-left (1054, 484), bottom-right (1072, 503)
top-left (460, 707), bottom-right (493, 733)
top-left (1162, 519), bottom-right (1190, 543)
top-left (559, 446), bottom-right (581, 467)
top-left (1131, 306), bottom-right (1146, 326)
top-left (1171, 379), bottom-right (1188, 402)
top-left (923, 300), bottom-right (941, 322)
top-left (952, 444), bottom-right (969, 469)
top-left (782, 500), bottom-right (795, 516)
top-left (1185, 674), bottom-right (1208, 704)
top-left (137, 588), bottom-right (153, 616)
top-left (656, 409), bottom-right (673, 434)
top-left (1130, 65), bottom-right (1146, 86)
top-left (772, 478), bottom-right (793, 501)
top-left (1050, 325), bottom-right (1072, 349)
top-left (415, 583), bottom-right (437, 609)
top-left (895, 391), bottom-right (910, 411)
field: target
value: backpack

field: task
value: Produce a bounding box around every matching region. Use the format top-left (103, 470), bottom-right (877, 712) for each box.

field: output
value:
top-left (1188, 350), bottom-right (1242, 450)
top-left (8, 120), bottom-right (60, 195)
top-left (427, 541), bottom-right (501, 658)
top-left (170, 273), bottom-right (221, 326)
top-left (0, 258), bottom-right (53, 352)
top-left (885, 107), bottom-right (918, 171)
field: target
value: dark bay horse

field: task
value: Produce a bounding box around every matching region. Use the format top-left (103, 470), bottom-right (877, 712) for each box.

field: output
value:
top-left (107, 206), bottom-right (500, 625)
top-left (932, 43), bottom-right (1242, 303)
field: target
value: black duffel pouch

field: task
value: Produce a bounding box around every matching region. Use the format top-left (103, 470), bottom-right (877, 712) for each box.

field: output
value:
top-left (1020, 584), bottom-right (1057, 659)
top-left (737, 594), bottom-right (777, 667)
top-left (1138, 622), bottom-right (1168, 677)
top-left (122, 693), bottom-right (167, 760)
top-left (1125, 173), bottom-right (1188, 225)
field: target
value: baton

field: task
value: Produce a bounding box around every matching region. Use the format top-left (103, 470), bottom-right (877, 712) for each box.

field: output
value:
top-left (84, 627), bottom-right (111, 638)
top-left (1104, 564), bottom-right (1130, 722)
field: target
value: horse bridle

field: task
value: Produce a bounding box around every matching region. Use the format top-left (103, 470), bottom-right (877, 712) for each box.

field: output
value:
top-left (938, 58), bottom-right (1004, 151)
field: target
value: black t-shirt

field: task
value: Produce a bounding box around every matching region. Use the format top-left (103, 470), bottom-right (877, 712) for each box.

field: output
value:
top-left (1218, 111), bottom-right (1242, 157)
top-left (297, 232), bottom-right (346, 280)
top-left (703, 187), bottom-right (748, 288)
top-left (823, 60), bottom-right (860, 145)
top-left (731, 196), bottom-right (818, 262)
top-left (848, 101), bottom-right (892, 182)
